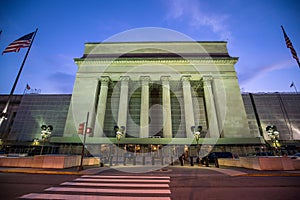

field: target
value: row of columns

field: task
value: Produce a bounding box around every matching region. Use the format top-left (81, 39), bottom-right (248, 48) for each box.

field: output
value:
top-left (93, 75), bottom-right (220, 138)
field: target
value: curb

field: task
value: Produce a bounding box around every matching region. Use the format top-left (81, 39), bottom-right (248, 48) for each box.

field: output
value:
top-left (0, 166), bottom-right (109, 175)
top-left (0, 169), bottom-right (80, 175)
top-left (237, 173), bottom-right (300, 177)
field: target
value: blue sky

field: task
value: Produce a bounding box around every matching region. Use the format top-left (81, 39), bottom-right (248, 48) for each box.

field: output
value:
top-left (0, 0), bottom-right (300, 94)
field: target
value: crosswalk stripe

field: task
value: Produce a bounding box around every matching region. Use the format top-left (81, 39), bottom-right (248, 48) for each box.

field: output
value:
top-left (75, 178), bottom-right (170, 183)
top-left (81, 175), bottom-right (170, 179)
top-left (20, 193), bottom-right (171, 200)
top-left (19, 175), bottom-right (172, 199)
top-left (45, 187), bottom-right (171, 194)
top-left (61, 181), bottom-right (170, 188)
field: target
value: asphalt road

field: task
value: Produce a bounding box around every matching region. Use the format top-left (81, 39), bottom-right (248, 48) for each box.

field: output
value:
top-left (0, 167), bottom-right (299, 200)
top-left (0, 173), bottom-right (79, 199)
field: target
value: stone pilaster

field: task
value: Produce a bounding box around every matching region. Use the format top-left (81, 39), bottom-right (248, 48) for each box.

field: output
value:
top-left (117, 76), bottom-right (130, 137)
top-left (161, 76), bottom-right (173, 138)
top-left (94, 76), bottom-right (110, 137)
top-left (203, 75), bottom-right (220, 138)
top-left (140, 76), bottom-right (150, 138)
top-left (181, 76), bottom-right (195, 138)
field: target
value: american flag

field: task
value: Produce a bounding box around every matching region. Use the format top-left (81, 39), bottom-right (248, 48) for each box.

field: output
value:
top-left (2, 32), bottom-right (34, 54)
top-left (281, 26), bottom-right (300, 67)
top-left (26, 84), bottom-right (31, 90)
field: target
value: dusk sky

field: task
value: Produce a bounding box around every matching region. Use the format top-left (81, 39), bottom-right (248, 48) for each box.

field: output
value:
top-left (0, 0), bottom-right (300, 94)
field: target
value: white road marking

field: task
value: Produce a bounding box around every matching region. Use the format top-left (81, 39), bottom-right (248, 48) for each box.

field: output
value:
top-left (19, 193), bottom-right (171, 200)
top-left (75, 178), bottom-right (170, 183)
top-left (45, 186), bottom-right (171, 194)
top-left (19, 175), bottom-right (172, 199)
top-left (61, 181), bottom-right (170, 187)
top-left (81, 175), bottom-right (170, 179)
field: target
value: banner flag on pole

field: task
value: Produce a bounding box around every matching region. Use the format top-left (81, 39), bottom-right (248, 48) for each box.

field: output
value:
top-left (0, 29), bottom-right (38, 128)
top-left (23, 83), bottom-right (31, 95)
top-left (78, 123), bottom-right (85, 134)
top-left (26, 83), bottom-right (31, 90)
top-left (281, 26), bottom-right (300, 68)
top-left (2, 32), bottom-right (34, 54)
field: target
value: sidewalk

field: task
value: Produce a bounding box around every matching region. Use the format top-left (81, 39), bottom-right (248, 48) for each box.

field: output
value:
top-left (206, 166), bottom-right (300, 177)
top-left (1, 165), bottom-right (300, 176)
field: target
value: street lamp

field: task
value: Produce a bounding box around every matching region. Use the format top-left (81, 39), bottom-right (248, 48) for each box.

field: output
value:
top-left (191, 126), bottom-right (203, 166)
top-left (114, 125), bottom-right (125, 143)
top-left (191, 125), bottom-right (202, 145)
top-left (266, 125), bottom-right (280, 155)
top-left (114, 125), bottom-right (125, 165)
top-left (0, 138), bottom-right (3, 149)
top-left (32, 138), bottom-right (39, 146)
top-left (40, 125), bottom-right (53, 155)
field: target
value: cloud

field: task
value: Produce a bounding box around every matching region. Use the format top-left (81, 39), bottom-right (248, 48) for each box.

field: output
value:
top-left (164, 0), bottom-right (231, 40)
top-left (238, 60), bottom-right (293, 84)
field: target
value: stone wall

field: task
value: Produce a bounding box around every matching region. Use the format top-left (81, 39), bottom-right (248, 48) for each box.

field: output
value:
top-left (0, 155), bottom-right (100, 169)
top-left (219, 157), bottom-right (300, 170)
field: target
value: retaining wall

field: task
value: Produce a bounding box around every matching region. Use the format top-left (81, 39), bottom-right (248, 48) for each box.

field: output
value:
top-left (218, 157), bottom-right (300, 170)
top-left (0, 155), bottom-right (100, 169)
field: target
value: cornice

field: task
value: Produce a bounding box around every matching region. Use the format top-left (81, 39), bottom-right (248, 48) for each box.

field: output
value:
top-left (74, 58), bottom-right (238, 65)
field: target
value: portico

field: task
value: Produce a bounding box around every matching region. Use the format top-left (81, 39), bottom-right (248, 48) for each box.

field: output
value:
top-left (59, 41), bottom-right (263, 156)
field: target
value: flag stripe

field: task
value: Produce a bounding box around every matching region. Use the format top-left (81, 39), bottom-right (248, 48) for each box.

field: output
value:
top-left (2, 32), bottom-right (34, 54)
top-left (282, 26), bottom-right (299, 63)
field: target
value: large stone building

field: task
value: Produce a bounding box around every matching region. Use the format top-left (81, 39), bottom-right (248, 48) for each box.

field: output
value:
top-left (60, 41), bottom-right (261, 156)
top-left (0, 41), bottom-right (299, 161)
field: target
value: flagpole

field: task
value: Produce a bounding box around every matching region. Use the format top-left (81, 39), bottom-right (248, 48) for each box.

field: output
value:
top-left (0, 28), bottom-right (38, 127)
top-left (293, 83), bottom-right (298, 93)
top-left (23, 86), bottom-right (27, 95)
top-left (281, 25), bottom-right (300, 69)
top-left (79, 112), bottom-right (89, 171)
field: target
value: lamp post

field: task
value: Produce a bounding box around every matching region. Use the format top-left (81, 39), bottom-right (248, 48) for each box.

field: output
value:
top-left (191, 126), bottom-right (202, 166)
top-left (40, 125), bottom-right (53, 155)
top-left (33, 138), bottom-right (39, 146)
top-left (266, 125), bottom-right (280, 155)
top-left (78, 112), bottom-right (89, 171)
top-left (191, 125), bottom-right (202, 145)
top-left (0, 138), bottom-right (3, 150)
top-left (31, 138), bottom-right (39, 156)
top-left (114, 125), bottom-right (125, 165)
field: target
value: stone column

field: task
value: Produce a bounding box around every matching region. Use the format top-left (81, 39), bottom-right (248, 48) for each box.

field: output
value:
top-left (161, 76), bottom-right (172, 138)
top-left (89, 80), bottom-right (100, 137)
top-left (203, 75), bottom-right (219, 138)
top-left (117, 76), bottom-right (130, 137)
top-left (94, 76), bottom-right (110, 137)
top-left (181, 76), bottom-right (195, 138)
top-left (140, 76), bottom-right (150, 138)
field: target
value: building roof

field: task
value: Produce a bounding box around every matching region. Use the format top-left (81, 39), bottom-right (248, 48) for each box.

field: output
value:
top-left (75, 41), bottom-right (235, 60)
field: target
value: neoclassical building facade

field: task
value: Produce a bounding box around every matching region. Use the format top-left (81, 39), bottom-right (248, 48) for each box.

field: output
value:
top-left (59, 41), bottom-right (263, 152)
top-left (1, 42), bottom-right (300, 160)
